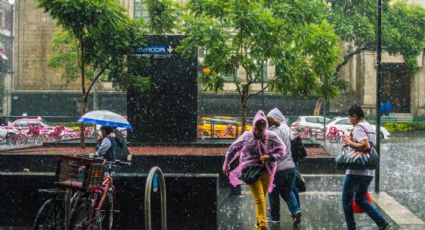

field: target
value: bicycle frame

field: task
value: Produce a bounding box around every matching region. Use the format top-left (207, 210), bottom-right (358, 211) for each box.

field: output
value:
top-left (71, 159), bottom-right (130, 229)
top-left (93, 176), bottom-right (115, 212)
top-left (86, 169), bottom-right (116, 228)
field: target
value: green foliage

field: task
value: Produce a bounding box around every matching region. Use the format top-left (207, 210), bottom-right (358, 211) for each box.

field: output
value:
top-left (179, 0), bottom-right (340, 114)
top-left (384, 2), bottom-right (425, 70)
top-left (145, 0), bottom-right (180, 34)
top-left (48, 29), bottom-right (87, 83)
top-left (328, 0), bottom-right (425, 73)
top-left (38, 0), bottom-right (149, 100)
top-left (384, 122), bottom-right (425, 133)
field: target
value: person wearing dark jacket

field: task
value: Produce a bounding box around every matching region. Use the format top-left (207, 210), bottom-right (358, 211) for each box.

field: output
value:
top-left (95, 126), bottom-right (117, 162)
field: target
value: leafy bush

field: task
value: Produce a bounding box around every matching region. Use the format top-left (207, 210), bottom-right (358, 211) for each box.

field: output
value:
top-left (384, 122), bottom-right (425, 132)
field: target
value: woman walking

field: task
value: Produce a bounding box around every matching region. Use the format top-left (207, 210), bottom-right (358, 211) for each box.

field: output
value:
top-left (341, 105), bottom-right (389, 230)
top-left (222, 111), bottom-right (286, 230)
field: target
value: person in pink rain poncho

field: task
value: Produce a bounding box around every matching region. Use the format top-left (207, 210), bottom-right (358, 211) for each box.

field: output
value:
top-left (222, 110), bottom-right (286, 230)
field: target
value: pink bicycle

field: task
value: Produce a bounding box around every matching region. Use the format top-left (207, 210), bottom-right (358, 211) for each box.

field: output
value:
top-left (326, 126), bottom-right (345, 145)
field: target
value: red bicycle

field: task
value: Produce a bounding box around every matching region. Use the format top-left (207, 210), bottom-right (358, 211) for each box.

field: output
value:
top-left (33, 156), bottom-right (104, 230)
top-left (326, 126), bottom-right (346, 145)
top-left (70, 159), bottom-right (130, 230)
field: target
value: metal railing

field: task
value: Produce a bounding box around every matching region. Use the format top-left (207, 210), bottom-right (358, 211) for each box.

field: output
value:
top-left (144, 167), bottom-right (167, 230)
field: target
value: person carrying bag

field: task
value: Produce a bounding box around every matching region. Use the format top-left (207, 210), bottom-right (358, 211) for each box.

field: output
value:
top-left (222, 111), bottom-right (286, 230)
top-left (339, 105), bottom-right (389, 230)
top-left (336, 124), bottom-right (379, 170)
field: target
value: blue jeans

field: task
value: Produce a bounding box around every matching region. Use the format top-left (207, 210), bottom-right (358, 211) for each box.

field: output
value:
top-left (269, 168), bottom-right (301, 221)
top-left (293, 167), bottom-right (301, 210)
top-left (342, 175), bottom-right (387, 230)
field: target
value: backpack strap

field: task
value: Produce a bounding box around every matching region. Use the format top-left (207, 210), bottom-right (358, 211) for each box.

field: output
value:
top-left (355, 124), bottom-right (375, 148)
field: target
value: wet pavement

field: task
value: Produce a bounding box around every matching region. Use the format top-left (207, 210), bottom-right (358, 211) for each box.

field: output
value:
top-left (322, 132), bottom-right (425, 222)
top-left (218, 132), bottom-right (425, 229)
top-left (218, 189), bottom-right (399, 230)
top-left (1, 132), bottom-right (424, 229)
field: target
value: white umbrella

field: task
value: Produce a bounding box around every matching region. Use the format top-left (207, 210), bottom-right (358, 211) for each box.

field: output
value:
top-left (78, 110), bottom-right (132, 129)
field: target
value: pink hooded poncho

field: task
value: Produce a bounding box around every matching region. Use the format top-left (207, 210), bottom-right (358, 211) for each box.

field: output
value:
top-left (222, 110), bottom-right (287, 192)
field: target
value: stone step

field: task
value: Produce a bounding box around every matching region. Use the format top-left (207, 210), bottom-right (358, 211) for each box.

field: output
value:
top-left (381, 113), bottom-right (413, 122)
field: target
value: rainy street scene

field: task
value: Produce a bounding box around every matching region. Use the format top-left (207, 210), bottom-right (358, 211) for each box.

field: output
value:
top-left (1, 0), bottom-right (425, 230)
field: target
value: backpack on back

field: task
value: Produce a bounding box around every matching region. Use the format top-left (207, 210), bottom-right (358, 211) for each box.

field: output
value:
top-left (291, 136), bottom-right (307, 163)
top-left (114, 130), bottom-right (132, 162)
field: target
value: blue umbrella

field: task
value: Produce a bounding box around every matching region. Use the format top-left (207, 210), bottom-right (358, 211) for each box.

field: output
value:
top-left (78, 110), bottom-right (132, 129)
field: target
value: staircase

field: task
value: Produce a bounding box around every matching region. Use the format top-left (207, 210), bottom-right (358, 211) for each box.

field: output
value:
top-left (381, 113), bottom-right (414, 122)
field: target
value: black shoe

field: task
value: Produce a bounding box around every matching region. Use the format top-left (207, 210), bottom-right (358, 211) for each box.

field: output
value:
top-left (378, 222), bottom-right (390, 230)
top-left (293, 212), bottom-right (302, 225)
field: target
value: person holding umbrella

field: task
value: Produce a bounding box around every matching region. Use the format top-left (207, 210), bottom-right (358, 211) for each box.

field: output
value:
top-left (95, 126), bottom-right (118, 162)
top-left (79, 110), bottom-right (132, 161)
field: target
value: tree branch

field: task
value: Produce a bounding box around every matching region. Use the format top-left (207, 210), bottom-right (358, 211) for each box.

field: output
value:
top-left (233, 73), bottom-right (242, 95)
top-left (249, 83), bottom-right (271, 98)
top-left (335, 46), bottom-right (368, 73)
top-left (83, 58), bottom-right (113, 102)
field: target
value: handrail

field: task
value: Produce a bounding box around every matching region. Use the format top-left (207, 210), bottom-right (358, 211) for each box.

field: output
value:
top-left (144, 166), bottom-right (167, 230)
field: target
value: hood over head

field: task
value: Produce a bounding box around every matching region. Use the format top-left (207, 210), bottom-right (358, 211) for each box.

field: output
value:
top-left (252, 110), bottom-right (269, 133)
top-left (267, 107), bottom-right (286, 123)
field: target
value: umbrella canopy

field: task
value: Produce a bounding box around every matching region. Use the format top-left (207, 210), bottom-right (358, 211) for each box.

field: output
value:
top-left (78, 110), bottom-right (132, 129)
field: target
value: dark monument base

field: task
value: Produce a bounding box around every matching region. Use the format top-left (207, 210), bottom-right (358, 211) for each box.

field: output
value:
top-left (0, 173), bottom-right (218, 230)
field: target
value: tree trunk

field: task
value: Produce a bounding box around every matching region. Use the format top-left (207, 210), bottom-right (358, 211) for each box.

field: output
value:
top-left (79, 35), bottom-right (86, 149)
top-left (240, 93), bottom-right (249, 134)
top-left (80, 96), bottom-right (88, 148)
top-left (313, 97), bottom-right (324, 116)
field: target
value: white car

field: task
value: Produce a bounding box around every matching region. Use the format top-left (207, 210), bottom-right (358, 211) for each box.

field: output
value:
top-left (326, 117), bottom-right (391, 140)
top-left (291, 116), bottom-right (332, 130)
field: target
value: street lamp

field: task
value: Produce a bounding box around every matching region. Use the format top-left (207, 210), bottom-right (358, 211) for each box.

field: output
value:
top-left (375, 0), bottom-right (382, 193)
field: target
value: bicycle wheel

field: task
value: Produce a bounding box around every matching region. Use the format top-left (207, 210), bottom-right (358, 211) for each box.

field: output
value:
top-left (6, 133), bottom-right (17, 145)
top-left (70, 197), bottom-right (92, 230)
top-left (71, 192), bottom-right (113, 230)
top-left (35, 134), bottom-right (49, 145)
top-left (95, 192), bottom-right (114, 230)
top-left (33, 199), bottom-right (64, 230)
top-left (59, 134), bottom-right (73, 140)
top-left (16, 134), bottom-right (27, 145)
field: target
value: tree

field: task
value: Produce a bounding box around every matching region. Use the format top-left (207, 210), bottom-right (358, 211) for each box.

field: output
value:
top-left (38, 0), bottom-right (146, 146)
top-left (178, 0), bottom-right (340, 131)
top-left (145, 0), bottom-right (180, 34)
top-left (321, 0), bottom-right (425, 115)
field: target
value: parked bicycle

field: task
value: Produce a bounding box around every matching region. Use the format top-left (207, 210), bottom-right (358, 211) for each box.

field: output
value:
top-left (326, 126), bottom-right (346, 145)
top-left (70, 159), bottom-right (130, 230)
top-left (33, 155), bottom-right (115, 230)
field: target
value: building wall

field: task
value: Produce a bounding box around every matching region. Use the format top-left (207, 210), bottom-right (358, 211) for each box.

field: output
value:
top-left (13, 0), bottom-right (83, 91)
top-left (9, 0), bottom-right (425, 117)
top-left (0, 0), bottom-right (13, 115)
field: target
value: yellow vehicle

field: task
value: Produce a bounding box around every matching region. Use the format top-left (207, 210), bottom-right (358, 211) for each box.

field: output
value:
top-left (198, 116), bottom-right (252, 139)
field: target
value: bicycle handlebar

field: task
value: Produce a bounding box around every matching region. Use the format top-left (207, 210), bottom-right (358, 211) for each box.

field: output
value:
top-left (105, 160), bottom-right (131, 167)
top-left (80, 154), bottom-right (132, 167)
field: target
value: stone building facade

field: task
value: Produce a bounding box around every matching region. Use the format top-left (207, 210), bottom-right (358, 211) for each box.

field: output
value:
top-left (7, 0), bottom-right (425, 117)
top-left (0, 0), bottom-right (13, 115)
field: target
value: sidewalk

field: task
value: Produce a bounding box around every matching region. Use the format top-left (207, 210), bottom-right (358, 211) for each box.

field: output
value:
top-left (218, 172), bottom-right (425, 230)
